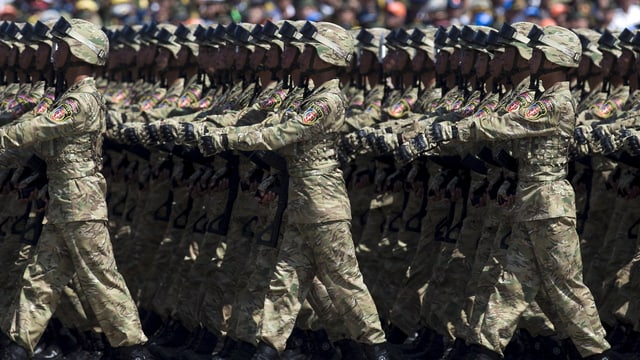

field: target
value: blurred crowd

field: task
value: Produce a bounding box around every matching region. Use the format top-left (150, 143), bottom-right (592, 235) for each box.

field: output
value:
top-left (0, 0), bottom-right (638, 33)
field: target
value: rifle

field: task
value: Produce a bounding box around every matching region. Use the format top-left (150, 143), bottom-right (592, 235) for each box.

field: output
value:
top-left (405, 161), bottom-right (429, 233)
top-left (244, 150), bottom-right (288, 248)
top-left (16, 155), bottom-right (48, 246)
top-left (207, 152), bottom-right (240, 236)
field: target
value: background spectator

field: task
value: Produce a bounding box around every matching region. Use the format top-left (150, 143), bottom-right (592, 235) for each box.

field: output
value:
top-left (1, 0), bottom-right (638, 31)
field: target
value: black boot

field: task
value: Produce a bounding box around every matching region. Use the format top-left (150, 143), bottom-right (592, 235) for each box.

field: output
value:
top-left (361, 342), bottom-right (391, 360)
top-left (466, 344), bottom-right (503, 360)
top-left (385, 324), bottom-right (408, 345)
top-left (334, 339), bottom-right (365, 360)
top-left (33, 324), bottom-right (63, 360)
top-left (583, 349), bottom-right (625, 360)
top-left (307, 330), bottom-right (336, 359)
top-left (141, 312), bottom-right (164, 338)
top-left (64, 331), bottom-right (108, 360)
top-left (605, 323), bottom-right (631, 350)
top-left (444, 338), bottom-right (468, 360)
top-left (530, 336), bottom-right (567, 360)
top-left (230, 341), bottom-right (257, 360)
top-left (115, 344), bottom-right (155, 360)
top-left (281, 328), bottom-right (310, 359)
top-left (1, 342), bottom-right (29, 360)
top-left (212, 337), bottom-right (238, 360)
top-left (251, 342), bottom-right (279, 360)
top-left (191, 327), bottom-right (218, 355)
top-left (561, 338), bottom-right (583, 360)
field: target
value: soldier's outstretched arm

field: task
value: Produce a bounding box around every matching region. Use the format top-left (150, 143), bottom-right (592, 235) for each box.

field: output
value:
top-left (196, 93), bottom-right (345, 156)
top-left (0, 97), bottom-right (90, 153)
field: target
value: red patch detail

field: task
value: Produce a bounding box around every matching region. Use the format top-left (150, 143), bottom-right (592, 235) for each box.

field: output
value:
top-left (302, 100), bottom-right (329, 125)
top-left (50, 99), bottom-right (80, 122)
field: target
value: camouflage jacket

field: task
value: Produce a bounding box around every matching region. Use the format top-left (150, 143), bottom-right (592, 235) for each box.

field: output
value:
top-left (457, 81), bottom-right (576, 221)
top-left (205, 78), bottom-right (350, 224)
top-left (0, 77), bottom-right (108, 224)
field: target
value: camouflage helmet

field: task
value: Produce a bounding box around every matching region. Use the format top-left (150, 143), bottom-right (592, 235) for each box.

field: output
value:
top-left (597, 30), bottom-right (622, 58)
top-left (497, 22), bottom-right (537, 60)
top-left (408, 26), bottom-right (437, 61)
top-left (356, 27), bottom-right (390, 61)
top-left (527, 25), bottom-right (581, 68)
top-left (617, 28), bottom-right (638, 59)
top-left (298, 21), bottom-right (354, 67)
top-left (458, 25), bottom-right (495, 57)
top-left (278, 20), bottom-right (307, 52)
top-left (154, 23), bottom-right (180, 58)
top-left (174, 23), bottom-right (199, 56)
top-left (51, 17), bottom-right (109, 66)
top-left (572, 28), bottom-right (603, 66)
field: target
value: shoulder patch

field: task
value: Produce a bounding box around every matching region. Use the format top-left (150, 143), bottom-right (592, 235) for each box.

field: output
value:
top-left (594, 98), bottom-right (623, 119)
top-left (302, 99), bottom-right (330, 125)
top-left (506, 92), bottom-right (534, 113)
top-left (49, 99), bottom-right (80, 122)
top-left (523, 98), bottom-right (554, 120)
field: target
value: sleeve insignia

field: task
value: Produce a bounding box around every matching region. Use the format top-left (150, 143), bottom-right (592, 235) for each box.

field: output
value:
top-left (302, 99), bottom-right (330, 125)
top-left (594, 98), bottom-right (623, 119)
top-left (506, 92), bottom-right (534, 113)
top-left (49, 99), bottom-right (80, 122)
top-left (198, 96), bottom-right (213, 109)
top-left (523, 98), bottom-right (554, 120)
top-left (388, 99), bottom-right (410, 118)
top-left (462, 98), bottom-right (481, 116)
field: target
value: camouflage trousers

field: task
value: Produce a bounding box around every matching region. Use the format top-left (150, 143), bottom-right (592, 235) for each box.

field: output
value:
top-left (597, 196), bottom-right (640, 327)
top-left (388, 197), bottom-right (449, 336)
top-left (476, 217), bottom-right (609, 357)
top-left (259, 220), bottom-right (385, 352)
top-left (1, 221), bottom-right (147, 354)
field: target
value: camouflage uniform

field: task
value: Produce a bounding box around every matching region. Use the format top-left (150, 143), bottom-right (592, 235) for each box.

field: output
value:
top-left (443, 28), bottom-right (610, 355)
top-left (0, 76), bottom-right (147, 353)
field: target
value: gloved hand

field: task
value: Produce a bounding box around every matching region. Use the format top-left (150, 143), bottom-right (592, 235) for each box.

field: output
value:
top-left (199, 129), bottom-right (226, 157)
top-left (622, 128), bottom-right (640, 156)
top-left (340, 131), bottom-right (364, 158)
top-left (593, 125), bottom-right (619, 154)
top-left (142, 123), bottom-right (161, 145)
top-left (430, 121), bottom-right (458, 143)
top-left (120, 124), bottom-right (142, 145)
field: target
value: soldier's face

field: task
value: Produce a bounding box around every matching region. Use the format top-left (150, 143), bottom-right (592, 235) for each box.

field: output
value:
top-left (411, 48), bottom-right (429, 72)
top-left (18, 47), bottom-right (35, 70)
top-left (197, 46), bottom-right (217, 73)
top-left (298, 45), bottom-right (315, 69)
top-left (502, 47), bottom-right (517, 71)
top-left (156, 47), bottom-right (171, 71)
top-left (265, 46), bottom-right (281, 69)
top-left (489, 51), bottom-right (503, 77)
top-left (617, 49), bottom-right (633, 76)
top-left (6, 46), bottom-right (18, 67)
top-left (359, 49), bottom-right (375, 74)
top-left (529, 48), bottom-right (544, 74)
top-left (599, 52), bottom-right (615, 77)
top-left (249, 46), bottom-right (266, 70)
top-left (34, 43), bottom-right (51, 71)
top-left (475, 52), bottom-right (489, 78)
top-left (434, 50), bottom-right (449, 74)
top-left (382, 49), bottom-right (408, 73)
top-left (282, 45), bottom-right (299, 69)
top-left (459, 49), bottom-right (476, 75)
top-left (51, 40), bottom-right (69, 70)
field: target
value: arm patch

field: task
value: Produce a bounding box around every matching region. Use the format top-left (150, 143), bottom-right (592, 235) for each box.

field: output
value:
top-left (48, 99), bottom-right (81, 123)
top-left (522, 98), bottom-right (554, 120)
top-left (302, 98), bottom-right (330, 126)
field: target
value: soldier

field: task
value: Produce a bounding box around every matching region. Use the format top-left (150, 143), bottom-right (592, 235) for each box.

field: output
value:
top-left (0, 18), bottom-right (152, 360)
top-left (152, 21), bottom-right (391, 360)
top-left (429, 25), bottom-right (618, 360)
